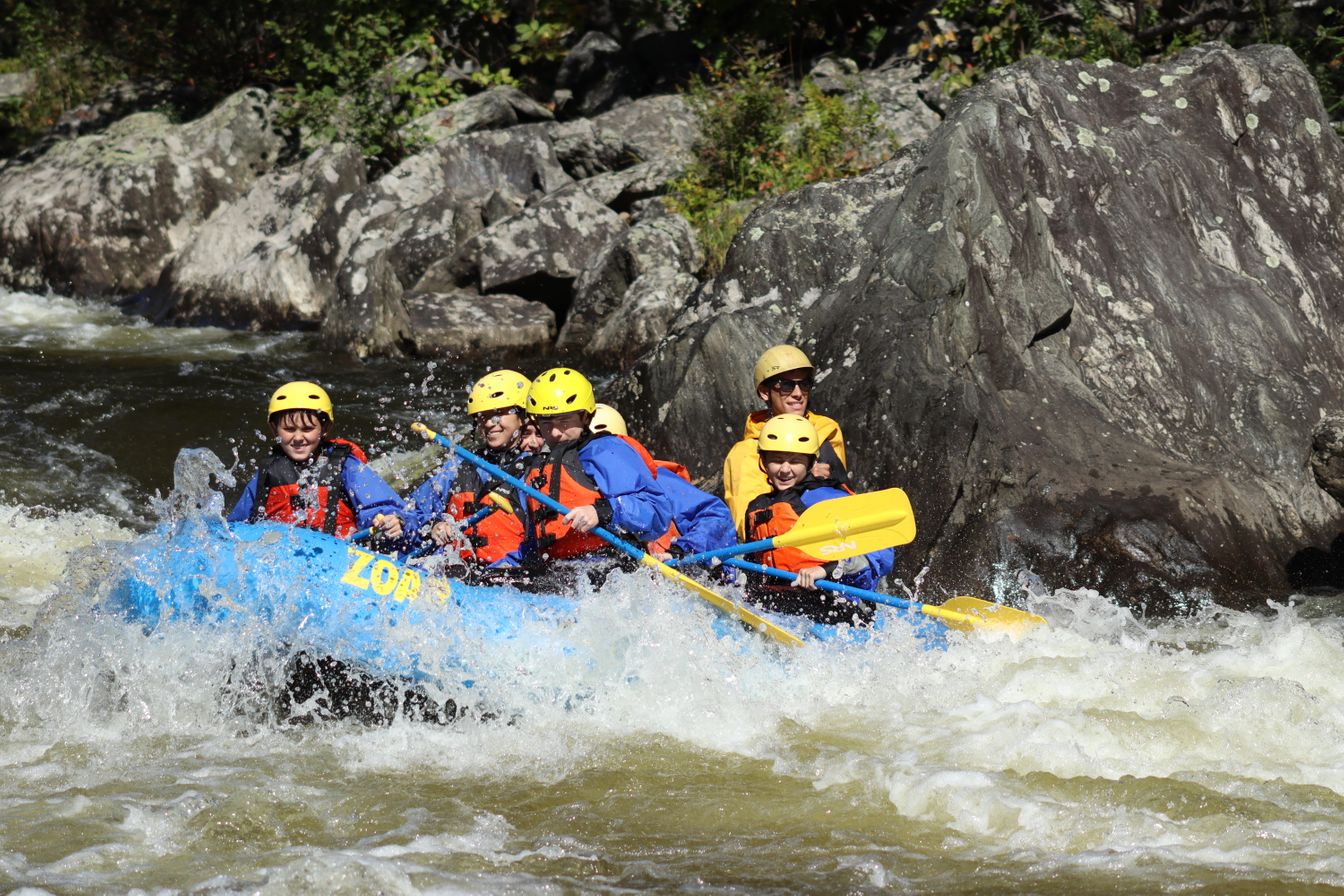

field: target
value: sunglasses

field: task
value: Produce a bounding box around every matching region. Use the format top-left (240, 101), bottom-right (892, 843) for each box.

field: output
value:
top-left (769, 377), bottom-right (814, 395)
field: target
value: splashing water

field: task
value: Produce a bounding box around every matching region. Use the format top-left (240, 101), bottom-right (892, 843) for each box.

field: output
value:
top-left (4, 290), bottom-right (1344, 891)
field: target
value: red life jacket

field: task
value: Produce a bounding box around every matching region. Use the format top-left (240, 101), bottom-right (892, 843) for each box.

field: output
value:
top-left (251, 438), bottom-right (367, 538)
top-left (744, 479), bottom-right (855, 575)
top-left (526, 432), bottom-right (659, 560)
top-left (442, 460), bottom-right (527, 565)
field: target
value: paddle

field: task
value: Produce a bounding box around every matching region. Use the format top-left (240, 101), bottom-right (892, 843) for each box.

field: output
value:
top-left (406, 498), bottom-right (506, 560)
top-left (411, 422), bottom-right (805, 647)
top-left (719, 557), bottom-right (1047, 634)
top-left (668, 488), bottom-right (916, 567)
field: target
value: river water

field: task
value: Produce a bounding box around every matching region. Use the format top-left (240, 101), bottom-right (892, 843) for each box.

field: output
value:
top-left (4, 288), bottom-right (1344, 893)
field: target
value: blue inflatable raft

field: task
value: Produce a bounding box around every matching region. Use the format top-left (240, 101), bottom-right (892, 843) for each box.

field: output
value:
top-left (99, 519), bottom-right (947, 720)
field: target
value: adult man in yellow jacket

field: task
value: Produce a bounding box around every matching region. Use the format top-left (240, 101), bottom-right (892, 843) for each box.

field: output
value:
top-left (721, 344), bottom-right (849, 538)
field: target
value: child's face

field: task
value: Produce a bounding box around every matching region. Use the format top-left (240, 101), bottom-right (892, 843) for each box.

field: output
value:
top-left (519, 421), bottom-right (545, 453)
top-left (761, 451), bottom-right (813, 490)
top-left (537, 412), bottom-right (588, 447)
top-left (270, 411), bottom-right (327, 463)
top-left (474, 408), bottom-right (524, 450)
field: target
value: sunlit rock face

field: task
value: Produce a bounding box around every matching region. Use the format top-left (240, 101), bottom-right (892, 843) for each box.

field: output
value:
top-left (0, 89), bottom-right (284, 296)
top-left (617, 43), bottom-right (1344, 613)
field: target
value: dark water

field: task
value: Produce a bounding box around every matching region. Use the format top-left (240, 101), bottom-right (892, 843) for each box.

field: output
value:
top-left (5, 289), bottom-right (1344, 894)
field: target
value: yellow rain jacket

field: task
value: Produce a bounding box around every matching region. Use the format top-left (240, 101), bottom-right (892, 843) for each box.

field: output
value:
top-left (722, 410), bottom-right (848, 538)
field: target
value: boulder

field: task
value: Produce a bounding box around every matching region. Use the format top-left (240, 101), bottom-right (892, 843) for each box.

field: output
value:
top-left (404, 86), bottom-right (553, 143)
top-left (453, 186), bottom-right (627, 316)
top-left (614, 43), bottom-right (1344, 613)
top-left (559, 211), bottom-right (702, 362)
top-left (0, 88), bottom-right (285, 296)
top-left (855, 62), bottom-right (943, 161)
top-left (1311, 416), bottom-right (1344, 505)
top-left (404, 288), bottom-right (557, 358)
top-left (591, 93), bottom-right (698, 163)
top-left (320, 124), bottom-right (572, 356)
top-left (577, 157), bottom-right (685, 211)
top-left (149, 143), bottom-right (366, 327)
top-left (546, 118), bottom-right (635, 179)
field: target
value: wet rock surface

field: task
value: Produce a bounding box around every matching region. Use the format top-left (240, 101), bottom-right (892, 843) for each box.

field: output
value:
top-left (616, 44), bottom-right (1344, 612)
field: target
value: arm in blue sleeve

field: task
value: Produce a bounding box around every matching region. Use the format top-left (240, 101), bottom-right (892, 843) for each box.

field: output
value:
top-left (401, 461), bottom-right (459, 537)
top-left (227, 472), bottom-right (260, 523)
top-left (660, 474), bottom-right (737, 555)
top-left (582, 439), bottom-right (671, 542)
top-left (341, 457), bottom-right (407, 529)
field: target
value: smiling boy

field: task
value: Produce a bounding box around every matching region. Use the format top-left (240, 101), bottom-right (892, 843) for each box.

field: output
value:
top-left (516, 368), bottom-right (670, 569)
top-left (742, 414), bottom-right (891, 624)
top-left (722, 344), bottom-right (849, 538)
top-left (229, 381), bottom-right (403, 540)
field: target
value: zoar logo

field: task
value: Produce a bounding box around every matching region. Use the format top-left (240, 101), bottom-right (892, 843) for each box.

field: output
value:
top-left (340, 546), bottom-right (451, 603)
top-left (817, 540), bottom-right (858, 556)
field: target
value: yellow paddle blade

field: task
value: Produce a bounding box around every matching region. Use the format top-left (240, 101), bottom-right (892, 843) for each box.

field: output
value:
top-left (773, 488), bottom-right (917, 560)
top-left (639, 555), bottom-right (804, 647)
top-left (925, 596), bottom-right (1048, 634)
top-left (482, 491), bottom-right (514, 514)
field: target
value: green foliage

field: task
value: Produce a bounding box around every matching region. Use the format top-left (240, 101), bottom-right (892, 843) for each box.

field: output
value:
top-left (264, 11), bottom-right (463, 169)
top-left (670, 54), bottom-right (886, 274)
top-left (1308, 8), bottom-right (1344, 127)
top-left (0, 2), bottom-right (124, 153)
top-left (510, 19), bottom-right (573, 67)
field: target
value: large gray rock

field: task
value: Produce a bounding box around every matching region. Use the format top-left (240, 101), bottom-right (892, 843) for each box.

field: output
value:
top-left (615, 43), bottom-right (1344, 613)
top-left (591, 94), bottom-right (698, 163)
top-left (453, 186), bottom-right (626, 310)
top-left (856, 62), bottom-right (943, 159)
top-left (151, 143), bottom-right (366, 327)
top-left (558, 211), bottom-right (702, 362)
top-left (1311, 416), bottom-right (1344, 505)
top-left (404, 86), bottom-right (553, 143)
top-left (404, 288), bottom-right (556, 358)
top-left (320, 125), bottom-right (572, 356)
top-left (0, 89), bottom-right (284, 296)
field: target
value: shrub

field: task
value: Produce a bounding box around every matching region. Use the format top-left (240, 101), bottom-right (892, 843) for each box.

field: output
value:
top-left (670, 53), bottom-right (888, 274)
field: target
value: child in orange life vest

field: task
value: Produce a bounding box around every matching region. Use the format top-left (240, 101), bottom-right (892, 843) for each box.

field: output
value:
top-left (228, 381), bottom-right (404, 540)
top-left (722, 344), bottom-right (850, 539)
top-left (743, 414), bottom-right (892, 625)
top-left (402, 370), bottom-right (532, 566)
top-left (589, 403), bottom-right (736, 562)
top-left (512, 369), bottom-right (671, 568)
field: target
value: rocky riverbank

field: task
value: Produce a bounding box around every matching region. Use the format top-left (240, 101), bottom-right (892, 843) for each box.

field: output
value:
top-left (3, 41), bottom-right (1342, 612)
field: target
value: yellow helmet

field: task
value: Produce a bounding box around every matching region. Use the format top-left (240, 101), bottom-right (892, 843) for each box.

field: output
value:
top-left (527, 367), bottom-right (596, 416)
top-left (590, 403), bottom-right (628, 436)
top-left (268, 381), bottom-right (334, 421)
top-left (754, 344), bottom-right (814, 388)
top-left (757, 413), bottom-right (819, 455)
top-left (466, 369), bottom-right (531, 416)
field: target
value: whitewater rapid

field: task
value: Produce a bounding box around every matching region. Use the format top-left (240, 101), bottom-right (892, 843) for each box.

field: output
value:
top-left (4, 288), bottom-right (1344, 892)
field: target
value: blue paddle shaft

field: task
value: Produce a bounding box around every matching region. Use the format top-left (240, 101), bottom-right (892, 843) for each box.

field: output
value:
top-left (423, 430), bottom-right (646, 566)
top-left (465, 504), bottom-right (498, 526)
top-left (669, 536), bottom-right (776, 567)
top-left (720, 557), bottom-right (926, 614)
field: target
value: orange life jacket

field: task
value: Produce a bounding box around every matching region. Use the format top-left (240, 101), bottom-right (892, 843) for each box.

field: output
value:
top-left (744, 480), bottom-right (855, 575)
top-left (443, 463), bottom-right (527, 565)
top-left (526, 432), bottom-right (660, 560)
top-left (251, 438), bottom-right (366, 538)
